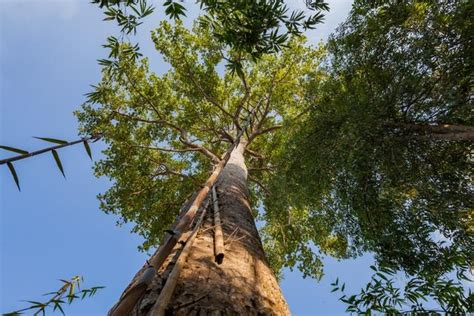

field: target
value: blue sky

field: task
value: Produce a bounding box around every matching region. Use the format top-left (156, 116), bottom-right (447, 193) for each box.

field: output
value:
top-left (0, 1), bottom-right (380, 315)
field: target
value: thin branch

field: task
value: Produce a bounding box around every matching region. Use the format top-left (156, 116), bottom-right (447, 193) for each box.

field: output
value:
top-left (113, 110), bottom-right (220, 163)
top-left (177, 48), bottom-right (234, 120)
top-left (248, 76), bottom-right (277, 143)
top-left (250, 125), bottom-right (283, 140)
top-left (0, 135), bottom-right (101, 165)
top-left (248, 166), bottom-right (274, 173)
top-left (232, 76), bottom-right (250, 131)
top-left (245, 147), bottom-right (265, 160)
top-left (248, 175), bottom-right (269, 195)
top-left (134, 145), bottom-right (201, 153)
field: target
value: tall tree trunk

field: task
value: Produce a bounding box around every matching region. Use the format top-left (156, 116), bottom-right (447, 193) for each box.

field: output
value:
top-left (124, 141), bottom-right (290, 315)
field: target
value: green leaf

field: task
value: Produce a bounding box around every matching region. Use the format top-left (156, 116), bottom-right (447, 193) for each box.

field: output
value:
top-left (51, 150), bottom-right (66, 178)
top-left (376, 272), bottom-right (389, 281)
top-left (164, 1), bottom-right (186, 19)
top-left (0, 145), bottom-right (29, 155)
top-left (83, 141), bottom-right (93, 160)
top-left (25, 301), bottom-right (43, 307)
top-left (54, 302), bottom-right (65, 316)
top-left (34, 137), bottom-right (68, 145)
top-left (7, 162), bottom-right (20, 191)
top-left (81, 289), bottom-right (89, 299)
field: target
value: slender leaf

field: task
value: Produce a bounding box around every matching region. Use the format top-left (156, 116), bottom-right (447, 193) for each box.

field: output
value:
top-left (7, 162), bottom-right (20, 191)
top-left (0, 145), bottom-right (29, 155)
top-left (51, 150), bottom-right (65, 178)
top-left (83, 141), bottom-right (92, 160)
top-left (34, 137), bottom-right (68, 145)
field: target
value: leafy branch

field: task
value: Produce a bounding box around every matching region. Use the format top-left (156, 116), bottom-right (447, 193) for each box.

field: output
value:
top-left (0, 135), bottom-right (100, 190)
top-left (332, 265), bottom-right (474, 314)
top-left (3, 276), bottom-right (104, 316)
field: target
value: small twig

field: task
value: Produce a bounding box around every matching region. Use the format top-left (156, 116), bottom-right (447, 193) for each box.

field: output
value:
top-left (212, 186), bottom-right (225, 264)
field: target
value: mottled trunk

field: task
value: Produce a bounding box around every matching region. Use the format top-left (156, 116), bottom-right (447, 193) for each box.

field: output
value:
top-left (129, 141), bottom-right (290, 315)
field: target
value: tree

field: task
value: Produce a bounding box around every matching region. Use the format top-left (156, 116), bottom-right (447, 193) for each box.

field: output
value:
top-left (76, 19), bottom-right (341, 314)
top-left (3, 1), bottom-right (335, 314)
top-left (271, 0), bottom-right (473, 312)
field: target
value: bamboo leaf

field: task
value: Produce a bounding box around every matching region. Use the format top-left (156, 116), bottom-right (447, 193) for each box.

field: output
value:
top-left (55, 303), bottom-right (65, 316)
top-left (51, 150), bottom-right (65, 178)
top-left (0, 145), bottom-right (29, 155)
top-left (83, 141), bottom-right (92, 160)
top-left (34, 137), bottom-right (68, 145)
top-left (7, 162), bottom-right (20, 191)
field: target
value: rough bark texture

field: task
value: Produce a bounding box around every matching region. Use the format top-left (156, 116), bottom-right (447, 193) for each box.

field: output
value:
top-left (128, 142), bottom-right (290, 316)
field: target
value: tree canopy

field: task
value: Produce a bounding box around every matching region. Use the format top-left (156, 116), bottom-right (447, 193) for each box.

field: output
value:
top-left (76, 20), bottom-right (350, 278)
top-left (3, 0), bottom-right (472, 314)
top-left (269, 0), bottom-right (473, 311)
top-left (78, 0), bottom-right (473, 287)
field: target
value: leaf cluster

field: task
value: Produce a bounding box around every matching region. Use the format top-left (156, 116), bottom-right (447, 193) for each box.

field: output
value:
top-left (1, 137), bottom-right (96, 190)
top-left (267, 0), bottom-right (473, 301)
top-left (76, 20), bottom-right (331, 261)
top-left (3, 276), bottom-right (104, 316)
top-left (92, 0), bottom-right (154, 35)
top-left (333, 264), bottom-right (473, 314)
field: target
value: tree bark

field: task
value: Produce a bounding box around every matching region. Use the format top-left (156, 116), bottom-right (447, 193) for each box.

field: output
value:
top-left (123, 141), bottom-right (290, 315)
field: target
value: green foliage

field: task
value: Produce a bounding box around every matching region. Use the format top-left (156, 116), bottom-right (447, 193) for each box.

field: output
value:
top-left (266, 0), bottom-right (473, 310)
top-left (274, 0), bottom-right (473, 273)
top-left (76, 20), bottom-right (342, 277)
top-left (198, 0), bottom-right (329, 60)
top-left (1, 137), bottom-right (98, 190)
top-left (83, 141), bottom-right (93, 160)
top-left (3, 276), bottom-right (104, 316)
top-left (164, 0), bottom-right (186, 19)
top-left (332, 264), bottom-right (473, 314)
top-left (51, 149), bottom-right (66, 178)
top-left (0, 145), bottom-right (29, 155)
top-left (93, 0), bottom-right (329, 82)
top-left (92, 0), bottom-right (154, 34)
top-left (6, 162), bottom-right (20, 191)
top-left (33, 137), bottom-right (68, 145)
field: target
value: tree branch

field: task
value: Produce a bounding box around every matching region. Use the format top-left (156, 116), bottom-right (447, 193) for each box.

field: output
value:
top-left (248, 175), bottom-right (269, 195)
top-left (134, 145), bottom-right (201, 153)
top-left (177, 49), bottom-right (234, 121)
top-left (249, 125), bottom-right (283, 140)
top-left (112, 111), bottom-right (220, 163)
top-left (0, 135), bottom-right (101, 165)
top-left (384, 122), bottom-right (474, 141)
top-left (245, 147), bottom-right (265, 160)
top-left (248, 166), bottom-right (275, 173)
top-left (232, 73), bottom-right (250, 132)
